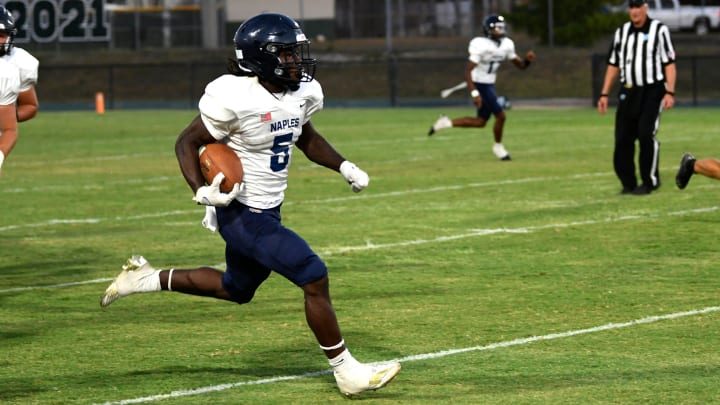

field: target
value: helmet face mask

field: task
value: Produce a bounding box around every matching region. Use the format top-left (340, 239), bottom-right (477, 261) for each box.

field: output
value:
top-left (233, 13), bottom-right (317, 91)
top-left (0, 7), bottom-right (17, 57)
top-left (483, 14), bottom-right (506, 40)
top-left (266, 41), bottom-right (316, 90)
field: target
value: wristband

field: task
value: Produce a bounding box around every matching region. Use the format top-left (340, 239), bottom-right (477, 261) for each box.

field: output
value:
top-left (470, 89), bottom-right (480, 98)
top-left (0, 150), bottom-right (4, 169)
top-left (600, 94), bottom-right (608, 97)
top-left (523, 58), bottom-right (532, 67)
top-left (666, 91), bottom-right (675, 96)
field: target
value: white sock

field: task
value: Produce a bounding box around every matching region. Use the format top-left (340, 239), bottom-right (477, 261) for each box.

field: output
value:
top-left (437, 116), bottom-right (452, 130)
top-left (329, 348), bottom-right (360, 372)
top-left (167, 269), bottom-right (174, 291)
top-left (138, 270), bottom-right (162, 292)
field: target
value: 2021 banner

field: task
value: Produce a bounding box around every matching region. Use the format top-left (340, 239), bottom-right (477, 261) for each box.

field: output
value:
top-left (5, 0), bottom-right (110, 43)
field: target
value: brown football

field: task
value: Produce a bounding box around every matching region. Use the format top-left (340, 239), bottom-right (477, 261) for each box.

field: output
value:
top-left (198, 143), bottom-right (244, 193)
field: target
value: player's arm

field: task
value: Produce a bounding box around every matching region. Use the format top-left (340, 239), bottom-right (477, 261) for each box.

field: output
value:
top-left (662, 62), bottom-right (676, 110)
top-left (511, 50), bottom-right (535, 69)
top-left (464, 60), bottom-right (477, 93)
top-left (464, 61), bottom-right (481, 107)
top-left (297, 121), bottom-right (369, 192)
top-left (175, 114), bottom-right (217, 194)
top-left (597, 65), bottom-right (620, 115)
top-left (0, 102), bottom-right (18, 174)
top-left (176, 115), bottom-right (239, 206)
top-left (16, 87), bottom-right (38, 122)
top-left (296, 121), bottom-right (345, 171)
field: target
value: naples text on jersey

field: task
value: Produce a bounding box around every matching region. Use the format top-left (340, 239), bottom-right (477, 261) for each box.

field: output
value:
top-left (270, 117), bottom-right (301, 132)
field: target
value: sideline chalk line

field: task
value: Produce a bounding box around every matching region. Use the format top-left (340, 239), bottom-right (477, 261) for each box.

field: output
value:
top-left (96, 305), bottom-right (720, 405)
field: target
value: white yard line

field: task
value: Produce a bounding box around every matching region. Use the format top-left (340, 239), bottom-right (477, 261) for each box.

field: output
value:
top-left (1, 205), bottom-right (715, 295)
top-left (0, 278), bottom-right (115, 293)
top-left (95, 305), bottom-right (720, 405)
top-left (0, 170), bottom-right (631, 233)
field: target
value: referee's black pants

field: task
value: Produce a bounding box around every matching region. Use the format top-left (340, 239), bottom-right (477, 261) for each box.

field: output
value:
top-left (613, 83), bottom-right (666, 191)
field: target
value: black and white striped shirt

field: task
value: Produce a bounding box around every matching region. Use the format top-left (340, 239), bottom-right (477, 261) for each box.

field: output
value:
top-left (607, 18), bottom-right (676, 88)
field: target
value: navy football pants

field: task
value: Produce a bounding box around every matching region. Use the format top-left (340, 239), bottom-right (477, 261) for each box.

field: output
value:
top-left (215, 201), bottom-right (328, 304)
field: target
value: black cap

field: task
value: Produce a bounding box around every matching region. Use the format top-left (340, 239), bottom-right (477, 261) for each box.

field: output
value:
top-left (629, 0), bottom-right (647, 6)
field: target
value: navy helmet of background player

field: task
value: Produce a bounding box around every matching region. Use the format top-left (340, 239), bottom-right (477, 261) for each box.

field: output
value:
top-left (100, 12), bottom-right (399, 397)
top-left (483, 14), bottom-right (506, 40)
top-left (0, 7), bottom-right (15, 57)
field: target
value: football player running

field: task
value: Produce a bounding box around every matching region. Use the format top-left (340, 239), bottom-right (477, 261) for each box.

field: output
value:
top-left (428, 14), bottom-right (535, 161)
top-left (100, 13), bottom-right (400, 397)
top-left (0, 7), bottom-right (39, 123)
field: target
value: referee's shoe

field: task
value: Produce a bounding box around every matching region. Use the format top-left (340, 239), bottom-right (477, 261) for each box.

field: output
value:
top-left (676, 152), bottom-right (696, 189)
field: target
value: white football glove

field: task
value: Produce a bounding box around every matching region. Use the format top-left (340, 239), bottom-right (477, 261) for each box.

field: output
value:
top-left (0, 151), bottom-right (4, 175)
top-left (193, 173), bottom-right (241, 207)
top-left (339, 160), bottom-right (369, 193)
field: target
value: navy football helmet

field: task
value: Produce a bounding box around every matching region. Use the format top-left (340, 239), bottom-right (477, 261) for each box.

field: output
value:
top-left (0, 7), bottom-right (16, 57)
top-left (483, 14), bottom-right (506, 39)
top-left (232, 13), bottom-right (317, 91)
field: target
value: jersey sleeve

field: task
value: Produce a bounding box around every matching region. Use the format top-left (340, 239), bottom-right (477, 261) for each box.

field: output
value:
top-left (467, 37), bottom-right (482, 64)
top-left (657, 24), bottom-right (676, 65)
top-left (302, 79), bottom-right (324, 123)
top-left (12, 48), bottom-right (39, 91)
top-left (606, 26), bottom-right (623, 67)
top-left (504, 38), bottom-right (518, 61)
top-left (198, 76), bottom-right (240, 141)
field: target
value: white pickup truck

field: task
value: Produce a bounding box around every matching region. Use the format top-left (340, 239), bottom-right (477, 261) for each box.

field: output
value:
top-left (645, 0), bottom-right (720, 35)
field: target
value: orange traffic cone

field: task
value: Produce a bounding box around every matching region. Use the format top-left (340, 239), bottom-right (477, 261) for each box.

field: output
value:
top-left (95, 92), bottom-right (105, 114)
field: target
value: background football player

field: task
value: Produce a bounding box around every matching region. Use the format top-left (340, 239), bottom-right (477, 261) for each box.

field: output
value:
top-left (0, 54), bottom-right (19, 176)
top-left (428, 14), bottom-right (535, 161)
top-left (0, 6), bottom-right (39, 123)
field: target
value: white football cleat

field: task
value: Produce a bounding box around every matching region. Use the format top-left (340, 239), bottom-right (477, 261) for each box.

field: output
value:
top-left (334, 361), bottom-right (401, 397)
top-left (428, 115), bottom-right (452, 136)
top-left (100, 255), bottom-right (159, 308)
top-left (492, 143), bottom-right (511, 161)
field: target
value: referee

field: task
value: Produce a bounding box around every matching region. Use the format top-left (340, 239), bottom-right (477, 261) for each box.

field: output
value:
top-left (597, 0), bottom-right (676, 195)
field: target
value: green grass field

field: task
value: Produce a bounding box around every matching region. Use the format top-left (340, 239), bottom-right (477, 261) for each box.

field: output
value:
top-left (1, 106), bottom-right (719, 404)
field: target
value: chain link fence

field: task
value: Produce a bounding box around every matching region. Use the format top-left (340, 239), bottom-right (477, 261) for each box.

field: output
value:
top-left (37, 52), bottom-right (720, 111)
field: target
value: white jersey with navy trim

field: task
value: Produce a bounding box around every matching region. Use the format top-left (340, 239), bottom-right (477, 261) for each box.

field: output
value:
top-left (468, 36), bottom-right (518, 84)
top-left (0, 58), bottom-right (20, 105)
top-left (199, 75), bottom-right (323, 209)
top-left (5, 47), bottom-right (38, 92)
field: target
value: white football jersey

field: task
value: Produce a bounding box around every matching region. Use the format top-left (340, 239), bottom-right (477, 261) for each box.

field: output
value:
top-left (468, 36), bottom-right (518, 84)
top-left (199, 75), bottom-right (323, 209)
top-left (4, 47), bottom-right (38, 92)
top-left (0, 58), bottom-right (20, 105)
